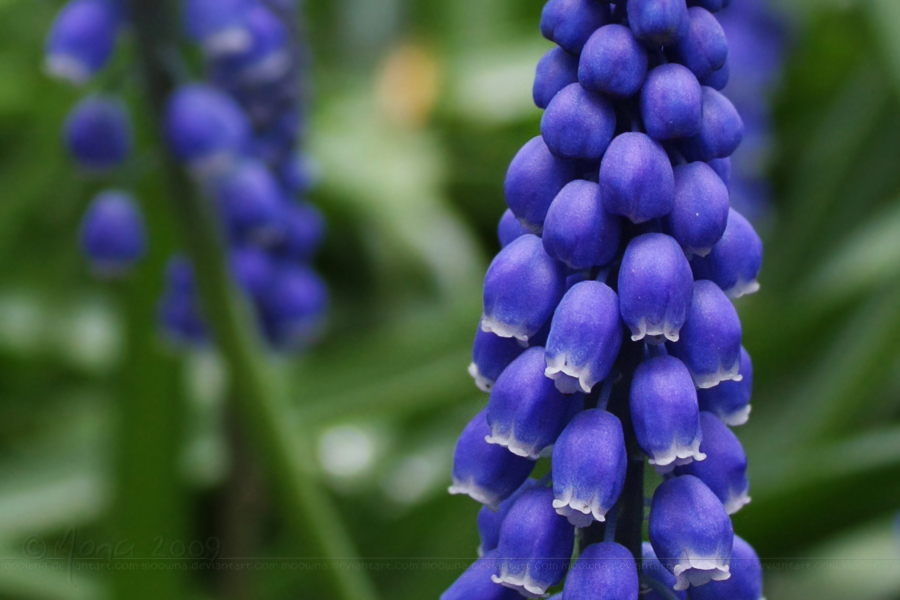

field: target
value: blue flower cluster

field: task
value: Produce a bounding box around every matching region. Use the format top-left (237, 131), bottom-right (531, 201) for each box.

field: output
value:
top-left (448, 1), bottom-right (768, 598)
top-left (46, 0), bottom-right (327, 352)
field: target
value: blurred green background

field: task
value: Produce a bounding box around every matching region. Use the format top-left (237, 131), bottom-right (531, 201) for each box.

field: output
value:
top-left (2, 0), bottom-right (900, 598)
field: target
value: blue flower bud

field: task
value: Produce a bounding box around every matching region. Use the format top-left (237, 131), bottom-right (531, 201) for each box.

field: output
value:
top-left (229, 5), bottom-right (291, 84)
top-left (618, 233), bottom-right (693, 343)
top-left (213, 161), bottom-right (285, 243)
top-left (449, 410), bottom-right (536, 509)
top-left (691, 208), bottom-right (763, 298)
top-left (689, 536), bottom-right (763, 600)
top-left (541, 84), bottom-right (617, 161)
top-left (641, 543), bottom-right (687, 600)
top-left (482, 234), bottom-right (568, 344)
top-left (579, 24), bottom-right (648, 99)
top-left (701, 61), bottom-right (730, 91)
top-left (707, 157), bottom-right (731, 186)
top-left (79, 191), bottom-right (146, 276)
top-left (487, 347), bottom-right (583, 459)
top-left (533, 47), bottom-right (579, 110)
top-left (551, 409), bottom-right (627, 527)
top-left (259, 266), bottom-right (328, 350)
top-left (229, 246), bottom-right (274, 301)
top-left (64, 95), bottom-right (132, 171)
top-left (545, 281), bottom-right (622, 394)
top-left (626, 0), bottom-right (689, 46)
top-left (184, 0), bottom-right (251, 56)
top-left (666, 162), bottom-right (730, 257)
top-left (470, 327), bottom-right (527, 392)
top-left (675, 412), bottom-right (750, 514)
top-left (563, 542), bottom-right (639, 600)
top-left (478, 479), bottom-right (541, 556)
top-left (630, 355), bottom-right (705, 471)
top-left (273, 202), bottom-right (326, 263)
top-left (540, 0), bottom-right (610, 54)
top-left (165, 84), bottom-right (250, 174)
top-left (667, 7), bottom-right (729, 81)
top-left (678, 87), bottom-right (744, 162)
top-left (649, 475), bottom-right (733, 590)
top-left (669, 280), bottom-right (742, 388)
top-left (45, 0), bottom-right (121, 85)
top-left (158, 287), bottom-right (209, 346)
top-left (504, 136), bottom-right (582, 234)
top-left (441, 552), bottom-right (522, 600)
top-left (599, 133), bottom-right (675, 224)
top-left (498, 209), bottom-right (529, 249)
top-left (492, 487), bottom-right (575, 597)
top-left (697, 347), bottom-right (753, 426)
top-left (278, 153), bottom-right (318, 196)
top-left (543, 180), bottom-right (621, 271)
top-left (640, 64), bottom-right (703, 141)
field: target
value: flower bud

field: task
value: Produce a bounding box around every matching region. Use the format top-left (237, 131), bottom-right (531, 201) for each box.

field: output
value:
top-left (272, 203), bottom-right (326, 263)
top-left (449, 410), bottom-right (536, 509)
top-left (184, 0), bottom-right (252, 56)
top-left (562, 542), bottom-right (639, 600)
top-left (45, 0), bottom-right (120, 85)
top-left (545, 281), bottom-right (622, 394)
top-left (691, 208), bottom-right (763, 299)
top-left (599, 133), bottom-right (675, 224)
top-left (626, 0), bottom-right (689, 46)
top-left (641, 543), bottom-right (687, 600)
top-left (630, 355), bottom-right (705, 471)
top-left (542, 181), bottom-right (622, 271)
top-left (498, 209), bottom-right (529, 249)
top-left (533, 47), bottom-right (579, 110)
top-left (470, 327), bottom-right (527, 392)
top-left (492, 487), bottom-right (575, 597)
top-left (213, 161), bottom-right (285, 243)
top-left (579, 24), bottom-right (648, 99)
top-left (649, 475), bottom-right (733, 590)
top-left (678, 87), bottom-right (744, 162)
top-left (229, 246), bottom-right (274, 302)
top-left (640, 64), bottom-right (703, 141)
top-left (542, 84), bottom-right (616, 161)
top-left (697, 347), bottom-right (753, 426)
top-left (552, 410), bottom-right (627, 527)
top-left (669, 280), bottom-right (742, 388)
top-left (259, 266), bottom-right (328, 351)
top-left (65, 96), bottom-right (132, 172)
top-left (482, 234), bottom-right (568, 345)
top-left (689, 536), bottom-right (763, 600)
top-left (487, 347), bottom-right (583, 459)
top-left (540, 0), bottom-right (610, 54)
top-left (79, 191), bottom-right (146, 276)
top-left (618, 233), bottom-right (693, 343)
top-left (667, 7), bottom-right (729, 81)
top-left (478, 479), bottom-right (541, 556)
top-left (666, 162), bottom-right (730, 257)
top-left (676, 412), bottom-right (750, 514)
top-left (442, 552), bottom-right (522, 600)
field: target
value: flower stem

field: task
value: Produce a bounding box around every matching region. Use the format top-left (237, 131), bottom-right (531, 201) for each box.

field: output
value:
top-left (124, 3), bottom-right (379, 599)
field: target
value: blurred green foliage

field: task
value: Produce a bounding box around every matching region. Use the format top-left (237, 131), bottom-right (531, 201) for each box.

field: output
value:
top-left (1, 0), bottom-right (900, 599)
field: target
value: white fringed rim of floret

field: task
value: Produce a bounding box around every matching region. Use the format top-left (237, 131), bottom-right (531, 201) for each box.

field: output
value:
top-left (467, 362), bottom-right (494, 393)
top-left (692, 359), bottom-right (742, 390)
top-left (649, 438), bottom-right (706, 475)
top-left (719, 403), bottom-right (751, 427)
top-left (480, 315), bottom-right (531, 346)
top-left (45, 55), bottom-right (91, 86)
top-left (448, 477), bottom-right (501, 510)
top-left (544, 353), bottom-right (596, 394)
top-left (672, 555), bottom-right (731, 591)
top-left (628, 316), bottom-right (682, 344)
top-left (724, 488), bottom-right (751, 515)
top-left (492, 564), bottom-right (551, 599)
top-left (552, 488), bottom-right (610, 528)
top-left (725, 277), bottom-right (760, 300)
top-left (484, 425), bottom-right (543, 461)
top-left (202, 27), bottom-right (253, 57)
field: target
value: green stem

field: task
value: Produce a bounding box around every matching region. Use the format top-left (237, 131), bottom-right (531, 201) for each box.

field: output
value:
top-left (124, 3), bottom-right (378, 599)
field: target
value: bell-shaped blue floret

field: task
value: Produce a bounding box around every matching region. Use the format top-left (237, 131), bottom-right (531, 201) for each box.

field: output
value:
top-left (641, 543), bottom-right (687, 600)
top-left (678, 87), bottom-right (744, 162)
top-left (551, 410), bottom-right (627, 527)
top-left (492, 487), bottom-right (575, 598)
top-left (689, 536), bottom-right (763, 600)
top-left (482, 234), bottom-right (568, 344)
top-left (540, 0), bottom-right (610, 54)
top-left (470, 326), bottom-right (527, 392)
top-left (676, 412), bottom-right (750, 514)
top-left (227, 5), bottom-right (291, 84)
top-left (165, 84), bottom-right (250, 175)
top-left (504, 136), bottom-right (582, 234)
top-left (701, 62), bottom-right (730, 90)
top-left (533, 47), bottom-right (579, 110)
top-left (184, 0), bottom-right (252, 56)
top-left (79, 190), bottom-right (146, 276)
top-left (543, 180), bottom-right (622, 271)
top-left (640, 64), bottom-right (703, 141)
top-left (498, 209), bottom-right (529, 249)
top-left (229, 246), bottom-right (274, 302)
top-left (259, 266), bottom-right (328, 351)
top-left (697, 347), bottom-right (753, 426)
top-left (666, 162), bottom-right (730, 257)
top-left (562, 542), bottom-right (639, 600)
top-left (477, 479), bottom-right (541, 556)
top-left (649, 475), bottom-right (734, 591)
top-left (442, 552), bottom-right (522, 600)
top-left (65, 95), bottom-right (132, 171)
top-left (669, 280), bottom-right (742, 388)
top-left (213, 161), bottom-right (285, 243)
top-left (630, 355), bottom-right (705, 471)
top-left (541, 84), bottom-right (616, 161)
top-left (272, 202), bottom-right (326, 263)
top-left (667, 7), bottom-right (728, 81)
top-left (626, 0), bottom-right (689, 46)
top-left (579, 24), bottom-right (648, 99)
top-left (618, 233), bottom-right (693, 343)
top-left (691, 208), bottom-right (763, 298)
top-left (599, 133), bottom-right (676, 224)
top-left (545, 281), bottom-right (622, 394)
top-left (487, 347), bottom-right (583, 459)
top-left (449, 410), bottom-right (536, 509)
top-left (45, 0), bottom-right (121, 85)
